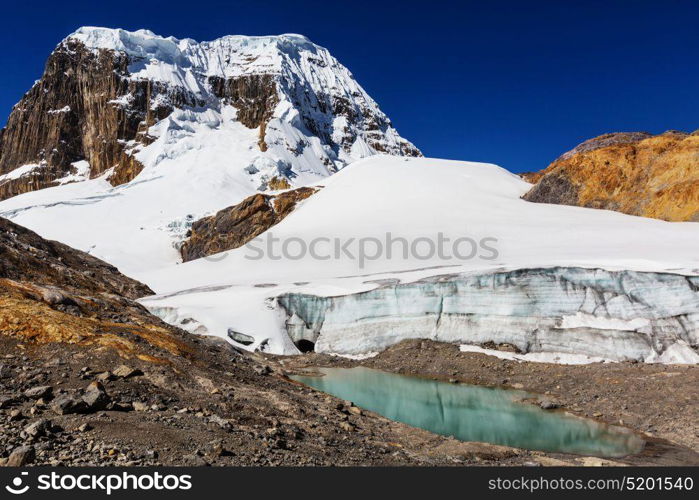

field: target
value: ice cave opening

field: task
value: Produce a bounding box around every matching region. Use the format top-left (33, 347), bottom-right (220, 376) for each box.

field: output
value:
top-left (296, 339), bottom-right (316, 353)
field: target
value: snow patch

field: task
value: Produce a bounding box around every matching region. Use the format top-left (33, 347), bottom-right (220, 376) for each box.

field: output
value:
top-left (47, 106), bottom-right (71, 114)
top-left (55, 160), bottom-right (91, 185)
top-left (0, 164), bottom-right (43, 182)
top-left (130, 158), bottom-right (699, 360)
top-left (459, 345), bottom-right (611, 365)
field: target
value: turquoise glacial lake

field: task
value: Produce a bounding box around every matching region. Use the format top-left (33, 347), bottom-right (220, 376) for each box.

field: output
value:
top-left (291, 367), bottom-right (644, 457)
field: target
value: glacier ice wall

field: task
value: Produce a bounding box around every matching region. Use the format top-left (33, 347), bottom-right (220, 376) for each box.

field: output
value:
top-left (276, 268), bottom-right (699, 363)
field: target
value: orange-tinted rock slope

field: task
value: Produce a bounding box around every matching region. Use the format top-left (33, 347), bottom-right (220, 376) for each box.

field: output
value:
top-left (523, 131), bottom-right (699, 222)
top-left (0, 216), bottom-right (193, 360)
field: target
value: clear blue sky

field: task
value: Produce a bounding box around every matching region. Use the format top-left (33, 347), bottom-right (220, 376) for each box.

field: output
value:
top-left (2, 0), bottom-right (698, 173)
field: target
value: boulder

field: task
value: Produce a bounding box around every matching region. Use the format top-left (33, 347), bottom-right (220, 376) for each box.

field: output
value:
top-left (82, 382), bottom-right (110, 411)
top-left (113, 365), bottom-right (143, 379)
top-left (24, 419), bottom-right (51, 438)
top-left (0, 396), bottom-right (18, 409)
top-left (24, 385), bottom-right (53, 400)
top-left (227, 330), bottom-right (255, 346)
top-left (6, 445), bottom-right (35, 466)
top-left (51, 394), bottom-right (89, 415)
top-left (539, 398), bottom-right (561, 410)
top-left (132, 401), bottom-right (149, 412)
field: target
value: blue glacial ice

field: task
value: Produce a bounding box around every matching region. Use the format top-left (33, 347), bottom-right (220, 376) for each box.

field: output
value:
top-left (276, 267), bottom-right (699, 363)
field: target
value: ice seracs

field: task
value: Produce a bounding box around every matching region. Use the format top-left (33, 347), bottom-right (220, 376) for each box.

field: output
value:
top-left (277, 268), bottom-right (699, 363)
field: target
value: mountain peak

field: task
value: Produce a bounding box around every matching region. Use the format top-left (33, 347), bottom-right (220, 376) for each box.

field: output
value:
top-left (64, 26), bottom-right (318, 62)
top-left (0, 26), bottom-right (419, 202)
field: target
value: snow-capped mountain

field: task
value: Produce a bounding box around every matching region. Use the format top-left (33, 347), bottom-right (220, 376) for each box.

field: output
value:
top-left (1, 28), bottom-right (697, 365)
top-left (0, 27), bottom-right (419, 276)
top-left (0, 27), bottom-right (419, 200)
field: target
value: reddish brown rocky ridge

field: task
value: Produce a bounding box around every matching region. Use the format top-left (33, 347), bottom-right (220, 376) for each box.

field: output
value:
top-left (0, 216), bottom-right (196, 357)
top-left (180, 186), bottom-right (318, 262)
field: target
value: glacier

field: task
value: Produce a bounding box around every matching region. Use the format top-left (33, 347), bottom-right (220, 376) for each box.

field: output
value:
top-left (276, 268), bottom-right (699, 363)
top-left (136, 157), bottom-right (699, 363)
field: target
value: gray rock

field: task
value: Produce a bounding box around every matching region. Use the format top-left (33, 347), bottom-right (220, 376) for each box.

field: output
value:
top-left (51, 394), bottom-right (89, 415)
top-left (348, 406), bottom-right (362, 416)
top-left (24, 385), bottom-right (53, 400)
top-left (205, 439), bottom-right (232, 457)
top-left (182, 454), bottom-right (208, 466)
top-left (539, 398), bottom-right (561, 410)
top-left (41, 288), bottom-right (74, 306)
top-left (113, 365), bottom-right (143, 379)
top-left (0, 363), bottom-right (11, 378)
top-left (254, 365), bottom-right (272, 376)
top-left (132, 401), bottom-right (149, 412)
top-left (0, 396), bottom-right (17, 409)
top-left (24, 419), bottom-right (51, 438)
top-left (7, 445), bottom-right (35, 466)
top-left (227, 329), bottom-right (255, 346)
top-left (9, 409), bottom-right (24, 421)
top-left (82, 382), bottom-right (110, 411)
top-left (109, 401), bottom-right (133, 412)
top-left (95, 371), bottom-right (113, 382)
top-left (208, 414), bottom-right (232, 431)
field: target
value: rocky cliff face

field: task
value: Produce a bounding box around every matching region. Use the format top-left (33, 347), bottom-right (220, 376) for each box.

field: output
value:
top-left (181, 186), bottom-right (318, 262)
top-left (0, 27), bottom-right (419, 202)
top-left (0, 39), bottom-right (165, 199)
top-left (523, 131), bottom-right (699, 222)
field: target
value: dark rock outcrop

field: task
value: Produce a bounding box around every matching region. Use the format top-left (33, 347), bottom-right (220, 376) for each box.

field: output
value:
top-left (523, 131), bottom-right (699, 221)
top-left (0, 39), bottom-right (163, 199)
top-left (180, 186), bottom-right (318, 262)
top-left (0, 216), bottom-right (151, 300)
top-left (208, 74), bottom-right (279, 130)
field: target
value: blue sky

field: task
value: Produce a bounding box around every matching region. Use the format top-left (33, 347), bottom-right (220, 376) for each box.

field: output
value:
top-left (1, 0), bottom-right (697, 173)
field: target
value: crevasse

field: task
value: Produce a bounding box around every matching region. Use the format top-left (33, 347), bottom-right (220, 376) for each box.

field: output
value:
top-left (276, 267), bottom-right (699, 363)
